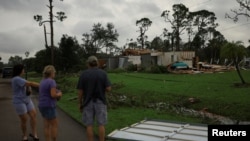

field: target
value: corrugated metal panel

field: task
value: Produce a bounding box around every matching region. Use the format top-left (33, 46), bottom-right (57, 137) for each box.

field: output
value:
top-left (107, 120), bottom-right (208, 141)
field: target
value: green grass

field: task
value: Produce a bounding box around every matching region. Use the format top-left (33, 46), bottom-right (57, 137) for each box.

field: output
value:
top-left (52, 70), bottom-right (250, 136)
top-left (108, 71), bottom-right (250, 119)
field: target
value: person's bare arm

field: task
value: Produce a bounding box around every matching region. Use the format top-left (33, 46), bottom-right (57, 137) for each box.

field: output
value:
top-left (106, 86), bottom-right (111, 92)
top-left (78, 89), bottom-right (83, 112)
top-left (50, 87), bottom-right (62, 98)
top-left (25, 81), bottom-right (39, 87)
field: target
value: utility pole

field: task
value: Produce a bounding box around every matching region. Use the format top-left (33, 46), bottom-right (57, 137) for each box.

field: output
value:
top-left (49, 0), bottom-right (54, 65)
top-left (34, 0), bottom-right (66, 65)
top-left (25, 51), bottom-right (29, 80)
top-left (44, 25), bottom-right (48, 48)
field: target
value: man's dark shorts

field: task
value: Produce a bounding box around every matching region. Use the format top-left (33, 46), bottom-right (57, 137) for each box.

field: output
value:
top-left (82, 99), bottom-right (107, 126)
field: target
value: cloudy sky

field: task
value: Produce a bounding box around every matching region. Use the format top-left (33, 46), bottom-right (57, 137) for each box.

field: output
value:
top-left (0, 0), bottom-right (250, 63)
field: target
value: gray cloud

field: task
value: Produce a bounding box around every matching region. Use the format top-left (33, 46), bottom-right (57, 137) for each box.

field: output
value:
top-left (0, 27), bottom-right (44, 52)
top-left (0, 0), bottom-right (45, 13)
top-left (0, 0), bottom-right (249, 63)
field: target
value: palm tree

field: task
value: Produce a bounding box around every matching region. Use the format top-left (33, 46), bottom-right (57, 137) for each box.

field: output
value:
top-left (220, 41), bottom-right (248, 84)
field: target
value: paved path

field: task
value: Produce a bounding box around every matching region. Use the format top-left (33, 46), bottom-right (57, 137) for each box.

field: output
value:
top-left (0, 78), bottom-right (98, 141)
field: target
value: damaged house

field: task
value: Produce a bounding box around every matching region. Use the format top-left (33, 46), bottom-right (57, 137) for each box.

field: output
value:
top-left (114, 49), bottom-right (195, 71)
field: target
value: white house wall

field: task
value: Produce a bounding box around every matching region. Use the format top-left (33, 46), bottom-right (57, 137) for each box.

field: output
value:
top-left (119, 51), bottom-right (195, 68)
top-left (127, 56), bottom-right (141, 65)
top-left (155, 51), bottom-right (195, 67)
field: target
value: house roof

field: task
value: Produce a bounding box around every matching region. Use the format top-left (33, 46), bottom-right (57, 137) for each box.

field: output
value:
top-left (107, 119), bottom-right (208, 141)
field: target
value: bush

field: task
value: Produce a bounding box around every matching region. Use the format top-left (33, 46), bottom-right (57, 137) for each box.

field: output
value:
top-left (137, 65), bottom-right (146, 72)
top-left (107, 68), bottom-right (126, 73)
top-left (150, 65), bottom-right (162, 73)
top-left (158, 65), bottom-right (168, 73)
top-left (148, 65), bottom-right (168, 74)
top-left (126, 64), bottom-right (138, 72)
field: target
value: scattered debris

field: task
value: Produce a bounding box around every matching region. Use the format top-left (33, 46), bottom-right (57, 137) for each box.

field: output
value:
top-left (167, 61), bottom-right (235, 74)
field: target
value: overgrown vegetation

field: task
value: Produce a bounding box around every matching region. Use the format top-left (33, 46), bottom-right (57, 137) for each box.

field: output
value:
top-left (46, 70), bottom-right (250, 136)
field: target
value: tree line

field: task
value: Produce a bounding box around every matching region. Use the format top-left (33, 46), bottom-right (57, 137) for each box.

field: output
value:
top-left (2, 1), bottom-right (250, 75)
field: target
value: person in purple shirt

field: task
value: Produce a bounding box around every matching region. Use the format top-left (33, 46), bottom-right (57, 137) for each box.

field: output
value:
top-left (38, 65), bottom-right (62, 141)
top-left (11, 64), bottom-right (40, 141)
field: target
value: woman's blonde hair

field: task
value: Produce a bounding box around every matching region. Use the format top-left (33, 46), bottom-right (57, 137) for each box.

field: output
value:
top-left (43, 65), bottom-right (56, 78)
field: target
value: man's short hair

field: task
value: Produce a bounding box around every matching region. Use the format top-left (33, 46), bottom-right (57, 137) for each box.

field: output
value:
top-left (87, 56), bottom-right (99, 67)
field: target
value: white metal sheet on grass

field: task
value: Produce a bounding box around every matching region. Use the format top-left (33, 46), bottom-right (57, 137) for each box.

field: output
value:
top-left (107, 120), bottom-right (208, 141)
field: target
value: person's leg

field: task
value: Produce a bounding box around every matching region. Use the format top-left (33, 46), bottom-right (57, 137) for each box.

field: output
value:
top-left (49, 118), bottom-right (58, 141)
top-left (98, 125), bottom-right (105, 141)
top-left (41, 107), bottom-right (58, 141)
top-left (19, 114), bottom-right (28, 140)
top-left (14, 103), bottom-right (29, 140)
top-left (28, 109), bottom-right (39, 138)
top-left (27, 99), bottom-right (39, 139)
top-left (95, 100), bottom-right (107, 141)
top-left (86, 125), bottom-right (94, 141)
top-left (43, 119), bottom-right (51, 141)
top-left (82, 101), bottom-right (95, 141)
top-left (39, 107), bottom-right (51, 141)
